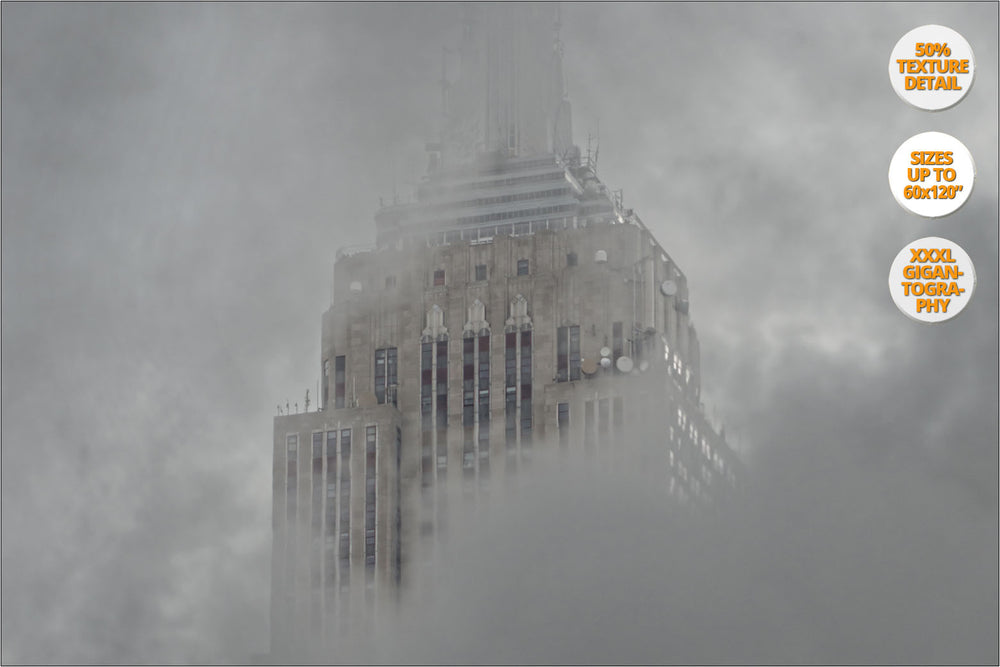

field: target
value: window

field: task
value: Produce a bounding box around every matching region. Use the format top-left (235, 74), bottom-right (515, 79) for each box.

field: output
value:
top-left (385, 275), bottom-right (396, 289)
top-left (475, 264), bottom-right (487, 281)
top-left (365, 426), bottom-right (376, 572)
top-left (567, 252), bottom-right (578, 267)
top-left (505, 332), bottom-right (517, 448)
top-left (311, 433), bottom-right (323, 531)
top-left (433, 269), bottom-right (445, 286)
top-left (517, 259), bottom-right (529, 276)
top-left (556, 326), bottom-right (581, 382)
top-left (374, 347), bottom-right (398, 405)
top-left (478, 334), bottom-right (490, 475)
top-left (421, 343), bottom-right (433, 428)
top-left (436, 340), bottom-right (449, 478)
top-left (339, 429), bottom-right (351, 588)
top-left (334, 356), bottom-right (346, 409)
top-left (520, 330), bottom-right (532, 445)
top-left (322, 360), bottom-right (330, 409)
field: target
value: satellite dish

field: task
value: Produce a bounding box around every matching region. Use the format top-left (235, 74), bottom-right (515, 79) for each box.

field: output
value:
top-left (358, 392), bottom-right (377, 408)
top-left (600, 357), bottom-right (612, 368)
top-left (594, 250), bottom-right (608, 263)
top-left (581, 358), bottom-right (598, 375)
top-left (616, 356), bottom-right (634, 373)
top-left (349, 281), bottom-right (363, 293)
top-left (660, 280), bottom-right (677, 296)
top-left (599, 346), bottom-right (611, 358)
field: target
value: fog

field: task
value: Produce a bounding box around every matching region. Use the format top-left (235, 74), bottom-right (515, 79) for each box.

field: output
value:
top-left (2, 2), bottom-right (997, 664)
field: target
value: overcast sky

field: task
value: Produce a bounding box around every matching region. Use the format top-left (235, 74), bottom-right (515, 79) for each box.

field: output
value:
top-left (2, 2), bottom-right (997, 664)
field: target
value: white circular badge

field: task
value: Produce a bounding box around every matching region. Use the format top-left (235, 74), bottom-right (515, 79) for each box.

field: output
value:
top-left (888, 132), bottom-right (975, 218)
top-left (888, 237), bottom-right (976, 323)
top-left (889, 25), bottom-right (975, 111)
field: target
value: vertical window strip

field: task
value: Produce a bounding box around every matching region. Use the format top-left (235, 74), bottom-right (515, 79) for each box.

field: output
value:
top-left (310, 434), bottom-right (323, 634)
top-left (478, 334), bottom-right (490, 476)
top-left (420, 342), bottom-right (433, 488)
top-left (324, 431), bottom-right (337, 606)
top-left (569, 325), bottom-right (581, 381)
top-left (613, 397), bottom-right (624, 435)
top-left (386, 348), bottom-right (398, 406)
top-left (285, 434), bottom-right (298, 603)
top-left (375, 347), bottom-right (399, 406)
top-left (556, 326), bottom-right (568, 382)
top-left (520, 330), bottom-right (533, 446)
top-left (334, 356), bottom-right (346, 408)
top-left (504, 332), bottom-right (517, 451)
top-left (364, 426), bottom-right (377, 586)
top-left (463, 337), bottom-right (475, 475)
top-left (375, 348), bottom-right (386, 404)
top-left (394, 427), bottom-right (402, 587)
top-left (339, 429), bottom-right (351, 592)
top-left (311, 433), bottom-right (323, 585)
top-left (436, 340), bottom-right (448, 476)
top-left (322, 360), bottom-right (330, 409)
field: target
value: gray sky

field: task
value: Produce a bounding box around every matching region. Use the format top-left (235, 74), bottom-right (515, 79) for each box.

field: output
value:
top-left (2, 2), bottom-right (997, 664)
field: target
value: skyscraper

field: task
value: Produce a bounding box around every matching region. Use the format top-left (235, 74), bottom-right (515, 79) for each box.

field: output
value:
top-left (270, 4), bottom-right (739, 656)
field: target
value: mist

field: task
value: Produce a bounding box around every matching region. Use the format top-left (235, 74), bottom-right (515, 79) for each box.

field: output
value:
top-left (2, 2), bottom-right (997, 664)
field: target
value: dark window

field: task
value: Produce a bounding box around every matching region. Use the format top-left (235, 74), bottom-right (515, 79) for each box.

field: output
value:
top-left (322, 360), bottom-right (330, 409)
top-left (324, 430), bottom-right (337, 600)
top-left (567, 252), bottom-right (578, 267)
top-left (517, 259), bottom-right (529, 276)
top-left (556, 326), bottom-right (568, 382)
top-left (420, 343), bottom-right (433, 429)
top-left (463, 337), bottom-right (475, 426)
top-left (385, 275), bottom-right (396, 289)
top-left (505, 332), bottom-right (517, 448)
top-left (436, 341), bottom-right (449, 478)
top-left (436, 340), bottom-right (448, 429)
top-left (334, 356), bottom-right (346, 409)
top-left (339, 429), bottom-right (351, 588)
top-left (475, 264), bottom-right (487, 281)
top-left (310, 433), bottom-right (323, 587)
top-left (599, 399), bottom-right (610, 442)
top-left (613, 397), bottom-right (624, 433)
top-left (520, 330), bottom-right (532, 445)
top-left (433, 269), bottom-right (445, 286)
top-left (478, 334), bottom-right (490, 476)
top-left (365, 426), bottom-right (377, 575)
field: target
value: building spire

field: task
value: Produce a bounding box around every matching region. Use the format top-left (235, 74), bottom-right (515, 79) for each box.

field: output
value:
top-left (441, 3), bottom-right (574, 169)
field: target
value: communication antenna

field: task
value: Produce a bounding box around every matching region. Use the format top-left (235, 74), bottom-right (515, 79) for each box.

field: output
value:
top-left (304, 389), bottom-right (310, 413)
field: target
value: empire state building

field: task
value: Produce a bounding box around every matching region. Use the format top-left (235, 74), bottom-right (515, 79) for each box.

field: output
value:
top-left (269, 4), bottom-right (740, 655)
